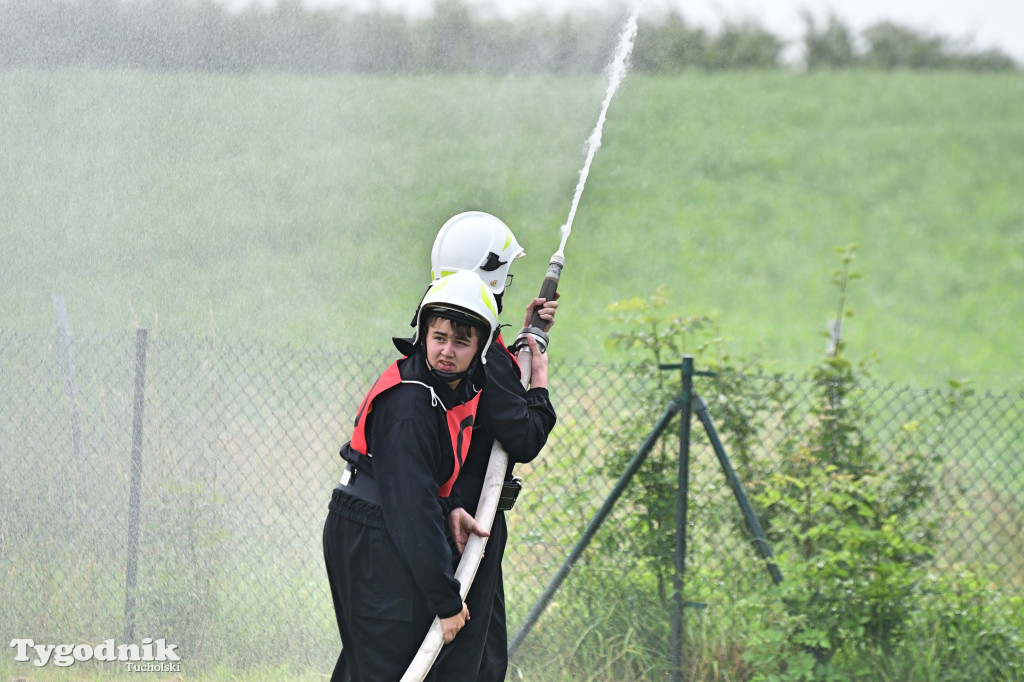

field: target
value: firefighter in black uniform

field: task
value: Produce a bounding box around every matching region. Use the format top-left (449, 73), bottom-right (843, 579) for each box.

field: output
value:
top-left (427, 212), bottom-right (559, 682)
top-left (323, 270), bottom-right (541, 681)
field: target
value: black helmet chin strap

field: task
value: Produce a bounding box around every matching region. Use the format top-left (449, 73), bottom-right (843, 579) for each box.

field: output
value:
top-left (425, 358), bottom-right (464, 384)
top-left (424, 348), bottom-right (483, 386)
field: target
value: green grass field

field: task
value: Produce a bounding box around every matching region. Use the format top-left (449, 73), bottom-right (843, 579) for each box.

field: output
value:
top-left (3, 69), bottom-right (1023, 391)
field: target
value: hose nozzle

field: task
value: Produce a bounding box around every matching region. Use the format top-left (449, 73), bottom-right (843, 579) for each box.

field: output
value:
top-left (514, 253), bottom-right (564, 354)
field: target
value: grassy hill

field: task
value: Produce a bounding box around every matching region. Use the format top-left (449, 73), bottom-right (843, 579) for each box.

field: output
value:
top-left (2, 68), bottom-right (1023, 391)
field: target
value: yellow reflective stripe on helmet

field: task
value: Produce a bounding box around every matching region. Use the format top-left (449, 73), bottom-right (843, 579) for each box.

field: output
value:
top-left (480, 282), bottom-right (498, 321)
top-left (431, 269), bottom-right (457, 280)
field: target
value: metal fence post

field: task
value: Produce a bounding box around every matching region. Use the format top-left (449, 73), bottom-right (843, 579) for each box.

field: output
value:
top-left (693, 393), bottom-right (783, 585)
top-left (672, 356), bottom-right (694, 682)
top-left (658, 355), bottom-right (710, 681)
top-left (123, 327), bottom-right (148, 644)
top-left (54, 296), bottom-right (85, 518)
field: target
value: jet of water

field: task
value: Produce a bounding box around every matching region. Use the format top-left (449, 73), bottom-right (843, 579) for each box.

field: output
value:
top-left (556, 3), bottom-right (641, 259)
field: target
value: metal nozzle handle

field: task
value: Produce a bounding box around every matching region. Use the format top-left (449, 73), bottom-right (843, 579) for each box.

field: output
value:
top-left (516, 254), bottom-right (563, 353)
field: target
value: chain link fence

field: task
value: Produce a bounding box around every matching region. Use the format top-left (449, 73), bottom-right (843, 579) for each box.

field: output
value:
top-left (2, 327), bottom-right (1021, 676)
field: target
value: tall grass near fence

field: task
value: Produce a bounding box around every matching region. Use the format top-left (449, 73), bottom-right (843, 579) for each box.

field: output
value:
top-left (1, 326), bottom-right (1022, 678)
top-left (1, 331), bottom-right (356, 671)
top-left (508, 384), bottom-right (1024, 680)
top-left (508, 268), bottom-right (1023, 680)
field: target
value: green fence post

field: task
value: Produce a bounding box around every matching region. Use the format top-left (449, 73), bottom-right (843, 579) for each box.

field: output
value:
top-left (674, 356), bottom-right (694, 682)
top-left (693, 393), bottom-right (783, 585)
top-left (124, 327), bottom-right (148, 644)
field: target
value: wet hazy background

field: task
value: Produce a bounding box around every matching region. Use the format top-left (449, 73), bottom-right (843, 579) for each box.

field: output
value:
top-left (3, 3), bottom-right (1024, 679)
top-left (3, 0), bottom-right (1023, 390)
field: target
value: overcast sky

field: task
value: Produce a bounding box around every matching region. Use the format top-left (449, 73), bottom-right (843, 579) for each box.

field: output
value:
top-left (294, 0), bottom-right (1024, 63)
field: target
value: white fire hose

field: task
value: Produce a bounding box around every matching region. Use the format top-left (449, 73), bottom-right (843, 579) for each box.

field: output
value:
top-left (399, 347), bottom-right (535, 682)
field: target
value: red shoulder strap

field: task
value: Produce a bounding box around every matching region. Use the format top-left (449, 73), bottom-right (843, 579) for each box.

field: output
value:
top-left (494, 332), bottom-right (522, 379)
top-left (348, 360), bottom-right (482, 498)
top-left (438, 391), bottom-right (482, 497)
top-left (350, 361), bottom-right (403, 456)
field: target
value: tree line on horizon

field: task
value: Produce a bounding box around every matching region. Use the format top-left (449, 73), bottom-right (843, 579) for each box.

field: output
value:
top-left (0, 0), bottom-right (1018, 73)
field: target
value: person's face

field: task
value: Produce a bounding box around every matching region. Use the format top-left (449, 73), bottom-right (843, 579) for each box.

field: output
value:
top-left (425, 318), bottom-right (481, 385)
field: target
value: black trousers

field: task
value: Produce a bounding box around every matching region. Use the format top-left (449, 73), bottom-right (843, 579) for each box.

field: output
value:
top-left (434, 511), bottom-right (510, 682)
top-left (323, 489), bottom-right (438, 682)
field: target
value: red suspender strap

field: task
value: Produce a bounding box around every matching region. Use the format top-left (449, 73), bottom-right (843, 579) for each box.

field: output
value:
top-left (438, 391), bottom-right (481, 497)
top-left (350, 361), bottom-right (403, 456)
top-left (494, 332), bottom-right (521, 379)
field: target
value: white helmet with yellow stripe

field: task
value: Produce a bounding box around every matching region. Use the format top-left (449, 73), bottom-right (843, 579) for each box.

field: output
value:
top-left (430, 211), bottom-right (525, 295)
top-left (412, 270), bottom-right (499, 367)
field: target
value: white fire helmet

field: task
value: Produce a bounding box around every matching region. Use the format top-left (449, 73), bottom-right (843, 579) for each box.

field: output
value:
top-left (430, 211), bottom-right (525, 295)
top-left (414, 270), bottom-right (500, 365)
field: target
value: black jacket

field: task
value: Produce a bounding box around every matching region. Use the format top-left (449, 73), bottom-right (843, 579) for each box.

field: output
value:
top-left (448, 338), bottom-right (556, 513)
top-left (339, 349), bottom-right (483, 619)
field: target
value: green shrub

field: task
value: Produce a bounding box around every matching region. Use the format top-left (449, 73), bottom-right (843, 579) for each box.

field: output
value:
top-left (590, 245), bottom-right (1022, 680)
